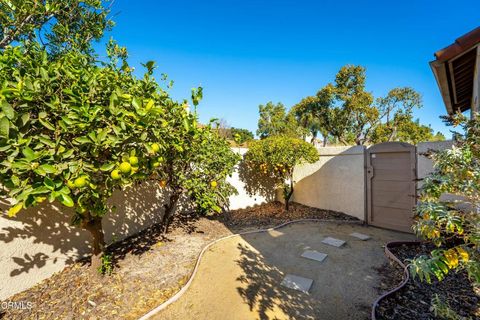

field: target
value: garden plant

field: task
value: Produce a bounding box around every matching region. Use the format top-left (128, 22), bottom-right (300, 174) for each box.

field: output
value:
top-left (411, 114), bottom-right (480, 283)
top-left (243, 136), bottom-right (319, 211)
top-left (152, 103), bottom-right (240, 232)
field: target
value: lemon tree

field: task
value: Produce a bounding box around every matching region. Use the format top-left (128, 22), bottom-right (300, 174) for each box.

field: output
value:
top-left (152, 99), bottom-right (240, 232)
top-left (0, 43), bottom-right (184, 270)
top-left (242, 136), bottom-right (319, 211)
top-left (411, 115), bottom-right (480, 283)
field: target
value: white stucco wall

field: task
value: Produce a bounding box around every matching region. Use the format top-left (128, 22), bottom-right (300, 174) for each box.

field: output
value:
top-left (291, 146), bottom-right (366, 220)
top-left (228, 148), bottom-right (269, 210)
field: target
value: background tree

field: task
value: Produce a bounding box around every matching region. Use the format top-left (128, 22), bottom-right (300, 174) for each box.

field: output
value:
top-left (215, 118), bottom-right (231, 139)
top-left (290, 97), bottom-right (323, 144)
top-left (0, 0), bottom-right (113, 56)
top-left (243, 136), bottom-right (319, 211)
top-left (332, 65), bottom-right (377, 145)
top-left (257, 101), bottom-right (300, 139)
top-left (230, 127), bottom-right (254, 145)
top-left (371, 115), bottom-right (445, 144)
top-left (411, 114), bottom-right (479, 283)
top-left (299, 65), bottom-right (433, 145)
top-left (369, 87), bottom-right (425, 143)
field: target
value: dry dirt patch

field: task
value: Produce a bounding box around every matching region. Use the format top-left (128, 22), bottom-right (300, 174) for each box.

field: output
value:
top-left (154, 222), bottom-right (414, 320)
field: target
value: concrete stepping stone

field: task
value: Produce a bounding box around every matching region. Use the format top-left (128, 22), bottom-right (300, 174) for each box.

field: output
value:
top-left (321, 237), bottom-right (346, 247)
top-left (301, 250), bottom-right (328, 262)
top-left (350, 232), bottom-right (371, 240)
top-left (280, 274), bottom-right (313, 293)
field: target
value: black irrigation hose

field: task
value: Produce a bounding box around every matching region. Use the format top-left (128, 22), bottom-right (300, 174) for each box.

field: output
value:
top-left (371, 241), bottom-right (421, 320)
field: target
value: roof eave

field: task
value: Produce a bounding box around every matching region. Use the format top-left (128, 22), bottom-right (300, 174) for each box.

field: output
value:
top-left (430, 59), bottom-right (454, 115)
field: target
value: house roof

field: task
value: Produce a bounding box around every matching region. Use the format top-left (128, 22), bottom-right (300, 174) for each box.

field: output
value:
top-left (430, 27), bottom-right (480, 115)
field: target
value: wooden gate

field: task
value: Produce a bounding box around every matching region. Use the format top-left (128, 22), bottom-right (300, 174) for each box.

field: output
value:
top-left (366, 142), bottom-right (417, 233)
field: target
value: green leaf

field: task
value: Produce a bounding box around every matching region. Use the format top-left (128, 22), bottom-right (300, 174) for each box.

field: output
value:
top-left (183, 117), bottom-right (190, 131)
top-left (132, 97), bottom-right (142, 110)
top-left (88, 131), bottom-right (97, 142)
top-left (11, 175), bottom-right (20, 186)
top-left (0, 117), bottom-right (9, 138)
top-left (57, 194), bottom-right (74, 207)
top-left (40, 67), bottom-right (48, 79)
top-left (39, 164), bottom-right (56, 174)
top-left (18, 113), bottom-right (30, 127)
top-left (100, 162), bottom-right (115, 171)
top-left (39, 118), bottom-right (55, 131)
top-left (38, 136), bottom-right (55, 148)
top-left (30, 186), bottom-right (51, 195)
top-left (22, 147), bottom-right (35, 161)
top-left (1, 101), bottom-right (15, 120)
top-left (44, 177), bottom-right (55, 190)
top-left (61, 149), bottom-right (74, 158)
top-left (75, 136), bottom-right (91, 144)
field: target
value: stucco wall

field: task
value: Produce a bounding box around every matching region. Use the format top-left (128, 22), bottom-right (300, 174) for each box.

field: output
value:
top-left (0, 148), bottom-right (266, 300)
top-left (291, 146), bottom-right (366, 220)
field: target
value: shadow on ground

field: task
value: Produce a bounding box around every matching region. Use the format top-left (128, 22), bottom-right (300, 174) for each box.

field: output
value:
top-left (155, 221), bottom-right (415, 320)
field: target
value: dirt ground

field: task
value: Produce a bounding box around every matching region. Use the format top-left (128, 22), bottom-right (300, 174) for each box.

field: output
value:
top-left (1, 202), bottom-right (353, 320)
top-left (154, 222), bottom-right (415, 320)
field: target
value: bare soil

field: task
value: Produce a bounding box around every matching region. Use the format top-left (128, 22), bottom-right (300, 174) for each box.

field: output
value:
top-left (1, 202), bottom-right (352, 320)
top-left (155, 222), bottom-right (414, 320)
top-left (375, 243), bottom-right (480, 320)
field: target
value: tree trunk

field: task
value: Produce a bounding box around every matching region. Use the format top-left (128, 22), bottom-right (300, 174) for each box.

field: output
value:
top-left (162, 190), bottom-right (181, 233)
top-left (322, 134), bottom-right (327, 147)
top-left (82, 217), bottom-right (106, 273)
top-left (284, 179), bottom-right (294, 211)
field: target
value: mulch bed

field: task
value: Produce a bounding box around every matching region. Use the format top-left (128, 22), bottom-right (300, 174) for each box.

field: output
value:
top-left (375, 243), bottom-right (480, 320)
top-left (1, 202), bottom-right (353, 320)
top-left (218, 201), bottom-right (357, 232)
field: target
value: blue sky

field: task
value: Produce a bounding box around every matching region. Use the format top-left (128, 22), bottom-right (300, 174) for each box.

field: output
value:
top-left (97, 0), bottom-right (479, 138)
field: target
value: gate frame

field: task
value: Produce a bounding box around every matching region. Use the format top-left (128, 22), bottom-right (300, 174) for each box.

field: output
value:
top-left (364, 142), bottom-right (418, 232)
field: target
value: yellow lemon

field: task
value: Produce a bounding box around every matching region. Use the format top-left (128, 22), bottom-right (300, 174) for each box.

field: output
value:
top-left (456, 247), bottom-right (469, 262)
top-left (129, 156), bottom-right (139, 166)
top-left (119, 162), bottom-right (132, 174)
top-left (74, 176), bottom-right (88, 188)
top-left (111, 169), bottom-right (121, 180)
top-left (211, 181), bottom-right (218, 188)
top-left (151, 143), bottom-right (160, 153)
top-left (67, 180), bottom-right (76, 189)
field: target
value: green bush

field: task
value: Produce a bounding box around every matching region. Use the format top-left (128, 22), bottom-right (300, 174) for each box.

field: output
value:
top-left (152, 109), bottom-right (241, 231)
top-left (243, 136), bottom-right (319, 210)
top-left (411, 115), bottom-right (479, 284)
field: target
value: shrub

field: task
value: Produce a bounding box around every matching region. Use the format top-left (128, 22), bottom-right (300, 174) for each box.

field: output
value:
top-left (153, 107), bottom-right (241, 231)
top-left (411, 115), bottom-right (479, 283)
top-left (243, 136), bottom-right (319, 210)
